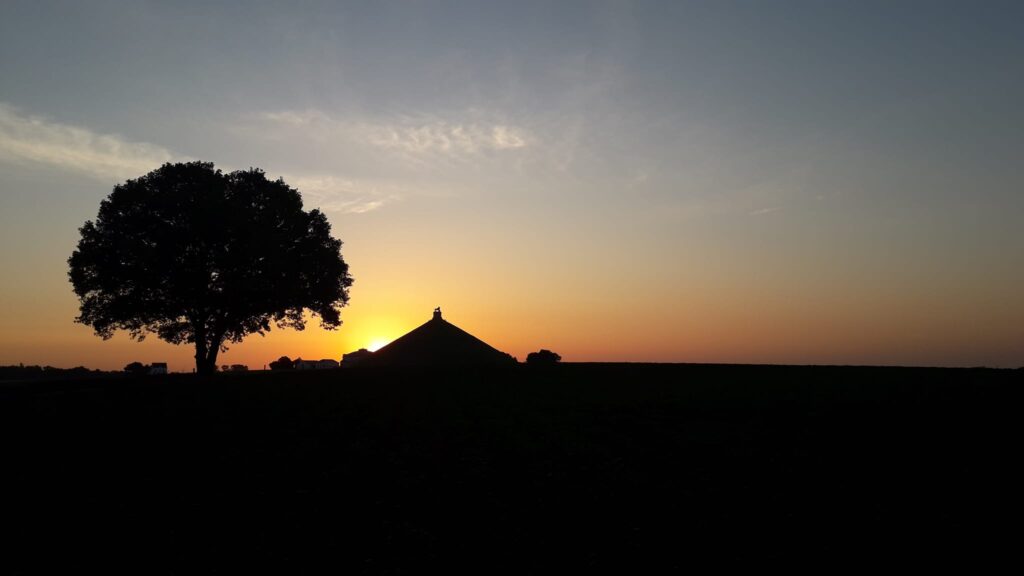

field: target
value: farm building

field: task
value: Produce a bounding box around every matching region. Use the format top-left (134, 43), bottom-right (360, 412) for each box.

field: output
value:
top-left (295, 358), bottom-right (339, 370)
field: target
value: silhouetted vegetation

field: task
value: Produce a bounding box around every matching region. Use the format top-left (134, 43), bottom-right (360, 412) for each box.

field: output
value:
top-left (123, 361), bottom-right (147, 374)
top-left (526, 348), bottom-right (561, 364)
top-left (0, 364), bottom-right (106, 382)
top-left (269, 356), bottom-right (294, 370)
top-left (68, 161), bottom-right (353, 375)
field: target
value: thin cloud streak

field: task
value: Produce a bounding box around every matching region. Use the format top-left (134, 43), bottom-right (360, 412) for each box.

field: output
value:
top-left (0, 102), bottom-right (397, 216)
top-left (368, 121), bottom-right (528, 155)
top-left (0, 102), bottom-right (176, 181)
top-left (281, 174), bottom-right (401, 215)
top-left (258, 109), bottom-right (531, 161)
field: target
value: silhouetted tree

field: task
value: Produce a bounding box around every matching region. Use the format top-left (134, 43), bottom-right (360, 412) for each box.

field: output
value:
top-left (269, 356), bottom-right (294, 370)
top-left (124, 361), bottom-right (147, 374)
top-left (69, 161), bottom-right (353, 376)
top-left (526, 349), bottom-right (561, 365)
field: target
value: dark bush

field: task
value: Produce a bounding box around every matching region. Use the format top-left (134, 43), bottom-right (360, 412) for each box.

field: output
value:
top-left (269, 356), bottom-right (294, 370)
top-left (124, 361), bottom-right (148, 374)
top-left (526, 349), bottom-right (561, 365)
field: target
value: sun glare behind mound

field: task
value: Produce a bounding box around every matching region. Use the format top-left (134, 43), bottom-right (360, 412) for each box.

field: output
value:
top-left (367, 339), bottom-right (390, 352)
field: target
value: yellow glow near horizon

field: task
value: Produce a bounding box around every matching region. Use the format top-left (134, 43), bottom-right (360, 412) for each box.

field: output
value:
top-left (367, 338), bottom-right (390, 352)
top-left (330, 310), bottom-right (421, 357)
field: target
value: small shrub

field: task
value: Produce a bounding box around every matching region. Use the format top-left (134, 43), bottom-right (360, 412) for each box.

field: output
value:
top-left (526, 349), bottom-right (561, 365)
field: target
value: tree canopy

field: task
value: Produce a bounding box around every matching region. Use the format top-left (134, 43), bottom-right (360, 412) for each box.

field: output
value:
top-left (123, 361), bottom-right (147, 375)
top-left (269, 356), bottom-right (294, 370)
top-left (526, 349), bottom-right (561, 365)
top-left (69, 161), bottom-right (353, 375)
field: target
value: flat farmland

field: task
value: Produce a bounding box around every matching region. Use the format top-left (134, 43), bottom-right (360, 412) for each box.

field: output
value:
top-left (2, 364), bottom-right (1019, 571)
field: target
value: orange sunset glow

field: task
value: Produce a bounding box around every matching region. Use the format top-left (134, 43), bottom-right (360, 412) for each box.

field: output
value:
top-left (1, 2), bottom-right (1022, 372)
top-left (4, 4), bottom-right (1022, 572)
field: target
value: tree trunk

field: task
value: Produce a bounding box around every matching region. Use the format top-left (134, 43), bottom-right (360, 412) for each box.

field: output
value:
top-left (194, 345), bottom-right (220, 375)
top-left (194, 327), bottom-right (225, 376)
top-left (204, 346), bottom-right (221, 375)
top-left (194, 337), bottom-right (211, 375)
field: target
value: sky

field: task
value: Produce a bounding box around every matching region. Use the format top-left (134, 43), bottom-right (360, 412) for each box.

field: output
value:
top-left (1, 0), bottom-right (1023, 370)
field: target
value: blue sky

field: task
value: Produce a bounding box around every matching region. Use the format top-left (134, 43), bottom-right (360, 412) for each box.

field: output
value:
top-left (2, 1), bottom-right (1023, 368)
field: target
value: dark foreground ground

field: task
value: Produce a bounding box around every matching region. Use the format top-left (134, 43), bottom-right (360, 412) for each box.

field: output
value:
top-left (2, 363), bottom-right (1020, 572)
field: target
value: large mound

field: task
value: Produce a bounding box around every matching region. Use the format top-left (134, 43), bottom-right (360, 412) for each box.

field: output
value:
top-left (368, 308), bottom-right (516, 367)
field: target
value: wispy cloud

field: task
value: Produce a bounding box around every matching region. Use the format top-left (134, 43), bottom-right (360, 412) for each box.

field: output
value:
top-left (280, 174), bottom-right (400, 214)
top-left (256, 109), bottom-right (531, 163)
top-left (258, 109), bottom-right (331, 127)
top-left (0, 102), bottom-right (176, 181)
top-left (750, 206), bottom-right (782, 216)
top-left (0, 102), bottom-right (399, 215)
top-left (368, 120), bottom-right (528, 156)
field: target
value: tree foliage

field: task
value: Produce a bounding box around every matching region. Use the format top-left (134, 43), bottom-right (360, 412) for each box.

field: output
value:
top-left (526, 349), bottom-right (561, 365)
top-left (269, 356), bottom-right (294, 370)
top-left (124, 361), bottom-right (147, 374)
top-left (69, 161), bottom-right (353, 375)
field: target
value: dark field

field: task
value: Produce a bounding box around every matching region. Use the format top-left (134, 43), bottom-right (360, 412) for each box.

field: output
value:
top-left (3, 364), bottom-right (1020, 571)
